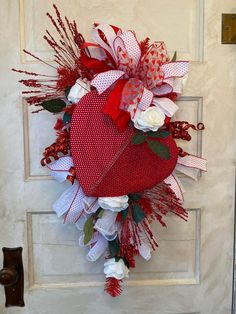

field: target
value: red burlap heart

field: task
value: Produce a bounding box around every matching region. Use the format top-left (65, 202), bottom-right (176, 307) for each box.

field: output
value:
top-left (70, 90), bottom-right (178, 197)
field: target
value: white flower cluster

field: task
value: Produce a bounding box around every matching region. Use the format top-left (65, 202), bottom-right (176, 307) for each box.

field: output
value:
top-left (104, 258), bottom-right (129, 280)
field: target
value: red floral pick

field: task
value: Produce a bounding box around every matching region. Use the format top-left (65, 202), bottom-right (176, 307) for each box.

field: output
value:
top-left (104, 278), bottom-right (123, 297)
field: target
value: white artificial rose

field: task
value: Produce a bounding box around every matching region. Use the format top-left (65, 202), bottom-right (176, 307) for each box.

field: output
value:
top-left (67, 78), bottom-right (90, 103)
top-left (104, 258), bottom-right (129, 280)
top-left (132, 106), bottom-right (165, 132)
top-left (98, 195), bottom-right (129, 212)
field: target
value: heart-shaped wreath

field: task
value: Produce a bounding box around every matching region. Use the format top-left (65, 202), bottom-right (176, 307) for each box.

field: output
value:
top-left (14, 5), bottom-right (206, 297)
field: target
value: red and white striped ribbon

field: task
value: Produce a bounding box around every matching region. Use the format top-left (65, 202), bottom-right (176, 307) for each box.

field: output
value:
top-left (47, 157), bottom-right (74, 183)
top-left (165, 155), bottom-right (207, 202)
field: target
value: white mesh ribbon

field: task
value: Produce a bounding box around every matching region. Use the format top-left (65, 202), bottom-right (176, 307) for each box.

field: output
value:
top-left (94, 210), bottom-right (118, 241)
top-left (75, 213), bottom-right (88, 230)
top-left (78, 232), bottom-right (108, 262)
top-left (52, 180), bottom-right (92, 223)
top-left (47, 157), bottom-right (74, 183)
top-left (83, 195), bottom-right (100, 214)
top-left (86, 233), bottom-right (108, 262)
top-left (138, 241), bottom-right (152, 261)
top-left (79, 231), bottom-right (99, 247)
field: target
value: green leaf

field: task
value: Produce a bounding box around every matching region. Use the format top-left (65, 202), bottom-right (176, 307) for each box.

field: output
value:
top-left (97, 208), bottom-right (104, 219)
top-left (147, 130), bottom-right (170, 138)
top-left (129, 193), bottom-right (141, 201)
top-left (65, 86), bottom-right (72, 99)
top-left (132, 204), bottom-right (146, 224)
top-left (109, 239), bottom-right (120, 257)
top-left (131, 132), bottom-right (146, 145)
top-left (171, 51), bottom-right (177, 62)
top-left (83, 216), bottom-right (94, 245)
top-left (42, 99), bottom-right (66, 113)
top-left (121, 208), bottom-right (128, 221)
top-left (62, 112), bottom-right (72, 125)
top-left (147, 139), bottom-right (170, 160)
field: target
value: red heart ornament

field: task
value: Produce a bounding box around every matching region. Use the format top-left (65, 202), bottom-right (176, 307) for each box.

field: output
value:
top-left (70, 90), bottom-right (178, 197)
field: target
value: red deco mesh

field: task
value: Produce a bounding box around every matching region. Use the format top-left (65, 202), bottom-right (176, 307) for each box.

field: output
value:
top-left (70, 90), bottom-right (178, 197)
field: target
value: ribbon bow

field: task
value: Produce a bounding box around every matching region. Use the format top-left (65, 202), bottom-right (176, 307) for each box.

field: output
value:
top-left (82, 24), bottom-right (188, 130)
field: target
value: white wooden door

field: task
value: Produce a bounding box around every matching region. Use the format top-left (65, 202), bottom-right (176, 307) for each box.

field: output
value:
top-left (0, 0), bottom-right (236, 313)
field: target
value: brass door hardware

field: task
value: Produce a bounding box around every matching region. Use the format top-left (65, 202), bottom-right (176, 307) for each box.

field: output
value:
top-left (0, 247), bottom-right (24, 307)
top-left (222, 14), bottom-right (236, 44)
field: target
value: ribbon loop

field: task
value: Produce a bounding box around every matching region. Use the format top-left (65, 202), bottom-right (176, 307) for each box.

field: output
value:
top-left (92, 24), bottom-right (118, 61)
top-left (114, 31), bottom-right (141, 68)
top-left (89, 24), bottom-right (189, 129)
top-left (91, 70), bottom-right (125, 94)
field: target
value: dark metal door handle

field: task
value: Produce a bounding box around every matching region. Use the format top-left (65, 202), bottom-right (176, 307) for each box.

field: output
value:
top-left (0, 247), bottom-right (24, 307)
top-left (0, 267), bottom-right (19, 287)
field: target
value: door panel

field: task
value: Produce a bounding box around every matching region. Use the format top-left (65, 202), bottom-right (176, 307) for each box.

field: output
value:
top-left (0, 0), bottom-right (235, 313)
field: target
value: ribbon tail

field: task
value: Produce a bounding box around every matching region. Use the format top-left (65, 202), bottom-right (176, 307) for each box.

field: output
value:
top-left (164, 172), bottom-right (185, 203)
top-left (138, 241), bottom-right (151, 261)
top-left (86, 234), bottom-right (108, 262)
top-left (94, 210), bottom-right (118, 241)
top-left (52, 181), bottom-right (87, 223)
top-left (152, 97), bottom-right (179, 117)
top-left (176, 155), bottom-right (207, 181)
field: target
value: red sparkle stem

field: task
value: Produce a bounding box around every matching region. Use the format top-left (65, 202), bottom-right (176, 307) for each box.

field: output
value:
top-left (53, 4), bottom-right (76, 55)
top-left (54, 50), bottom-right (75, 68)
top-left (22, 90), bottom-right (42, 94)
top-left (32, 108), bottom-right (45, 113)
top-left (23, 50), bottom-right (57, 69)
top-left (59, 39), bottom-right (78, 62)
top-left (141, 219), bottom-right (158, 249)
top-left (44, 32), bottom-right (77, 66)
top-left (54, 60), bottom-right (66, 68)
top-left (65, 17), bottom-right (82, 56)
top-left (134, 223), bottom-right (142, 246)
top-left (130, 219), bottom-right (139, 249)
top-left (12, 68), bottom-right (57, 77)
top-left (47, 8), bottom-right (78, 62)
